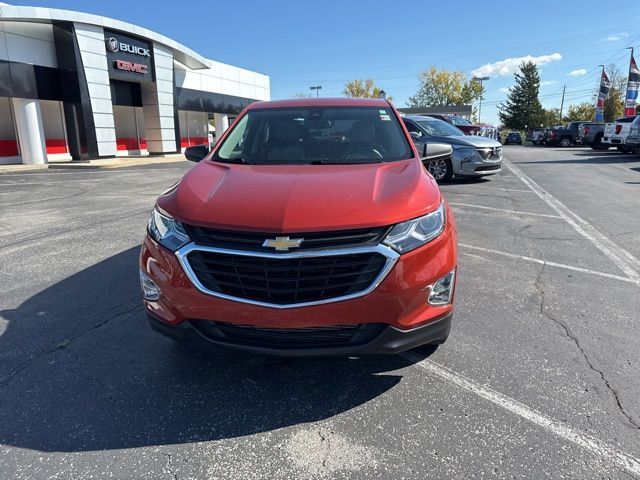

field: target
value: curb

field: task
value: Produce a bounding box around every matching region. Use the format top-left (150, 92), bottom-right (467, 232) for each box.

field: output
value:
top-left (0, 156), bottom-right (188, 173)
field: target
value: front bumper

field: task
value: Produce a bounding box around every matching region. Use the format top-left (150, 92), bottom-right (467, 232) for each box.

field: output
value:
top-left (147, 311), bottom-right (452, 356)
top-left (451, 150), bottom-right (502, 177)
top-left (603, 135), bottom-right (627, 145)
top-left (140, 208), bottom-right (457, 353)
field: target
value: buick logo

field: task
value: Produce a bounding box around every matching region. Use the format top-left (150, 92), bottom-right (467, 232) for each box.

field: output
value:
top-left (262, 236), bottom-right (304, 251)
top-left (106, 37), bottom-right (119, 53)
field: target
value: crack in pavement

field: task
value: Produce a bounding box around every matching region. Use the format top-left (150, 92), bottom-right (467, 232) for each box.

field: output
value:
top-left (0, 302), bottom-right (143, 387)
top-left (533, 262), bottom-right (640, 431)
top-left (161, 452), bottom-right (179, 480)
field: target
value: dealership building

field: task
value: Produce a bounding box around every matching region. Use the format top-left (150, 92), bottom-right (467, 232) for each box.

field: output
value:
top-left (0, 4), bottom-right (270, 164)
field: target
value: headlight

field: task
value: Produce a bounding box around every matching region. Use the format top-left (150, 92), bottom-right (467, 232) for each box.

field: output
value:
top-left (383, 202), bottom-right (446, 254)
top-left (148, 208), bottom-right (191, 251)
top-left (451, 145), bottom-right (480, 162)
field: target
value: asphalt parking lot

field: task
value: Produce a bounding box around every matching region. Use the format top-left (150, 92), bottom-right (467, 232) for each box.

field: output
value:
top-left (1, 147), bottom-right (640, 479)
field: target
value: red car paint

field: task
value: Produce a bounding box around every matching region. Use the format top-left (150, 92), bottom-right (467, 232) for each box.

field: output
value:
top-left (140, 98), bottom-right (457, 355)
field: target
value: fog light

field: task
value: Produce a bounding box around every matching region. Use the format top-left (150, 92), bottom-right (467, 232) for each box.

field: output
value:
top-left (140, 269), bottom-right (161, 301)
top-left (428, 270), bottom-right (455, 306)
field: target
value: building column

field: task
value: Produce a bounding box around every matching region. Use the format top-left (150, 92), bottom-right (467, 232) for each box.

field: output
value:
top-left (11, 98), bottom-right (48, 165)
top-left (143, 43), bottom-right (178, 155)
top-left (214, 113), bottom-right (229, 141)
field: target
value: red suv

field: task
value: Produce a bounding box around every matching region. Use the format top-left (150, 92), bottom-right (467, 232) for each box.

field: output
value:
top-left (140, 98), bottom-right (457, 356)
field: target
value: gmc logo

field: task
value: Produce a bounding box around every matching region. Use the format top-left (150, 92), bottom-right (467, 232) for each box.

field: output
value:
top-left (115, 60), bottom-right (148, 74)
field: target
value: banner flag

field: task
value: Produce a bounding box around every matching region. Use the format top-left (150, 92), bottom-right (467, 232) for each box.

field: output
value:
top-left (595, 70), bottom-right (610, 122)
top-left (624, 55), bottom-right (639, 116)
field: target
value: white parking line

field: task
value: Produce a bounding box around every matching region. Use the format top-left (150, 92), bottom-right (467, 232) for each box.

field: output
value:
top-left (504, 159), bottom-right (640, 286)
top-left (400, 352), bottom-right (640, 477)
top-left (444, 185), bottom-right (534, 193)
top-left (459, 243), bottom-right (635, 284)
top-left (450, 203), bottom-right (562, 219)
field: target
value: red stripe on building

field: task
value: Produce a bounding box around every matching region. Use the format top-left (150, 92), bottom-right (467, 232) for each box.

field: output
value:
top-left (116, 138), bottom-right (148, 151)
top-left (0, 139), bottom-right (19, 157)
top-left (180, 137), bottom-right (208, 148)
top-left (45, 139), bottom-right (68, 154)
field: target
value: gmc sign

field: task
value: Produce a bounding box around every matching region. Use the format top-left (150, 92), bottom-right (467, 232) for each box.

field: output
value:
top-left (115, 60), bottom-right (148, 74)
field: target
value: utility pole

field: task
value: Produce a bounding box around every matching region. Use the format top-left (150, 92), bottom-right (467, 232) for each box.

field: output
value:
top-left (310, 85), bottom-right (322, 98)
top-left (558, 85), bottom-right (566, 124)
top-left (473, 76), bottom-right (489, 122)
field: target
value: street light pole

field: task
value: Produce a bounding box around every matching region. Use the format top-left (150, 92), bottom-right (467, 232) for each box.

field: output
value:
top-left (310, 85), bottom-right (322, 98)
top-left (473, 76), bottom-right (489, 123)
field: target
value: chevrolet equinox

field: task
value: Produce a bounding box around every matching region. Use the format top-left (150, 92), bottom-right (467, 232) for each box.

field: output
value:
top-left (140, 98), bottom-right (457, 356)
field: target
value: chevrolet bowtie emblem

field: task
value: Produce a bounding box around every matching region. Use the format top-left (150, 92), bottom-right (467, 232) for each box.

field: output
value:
top-left (262, 236), bottom-right (304, 251)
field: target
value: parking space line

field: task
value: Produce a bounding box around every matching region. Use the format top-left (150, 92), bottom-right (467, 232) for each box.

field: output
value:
top-left (444, 185), bottom-right (535, 193)
top-left (400, 352), bottom-right (640, 477)
top-left (450, 203), bottom-right (562, 219)
top-left (504, 159), bottom-right (640, 286)
top-left (459, 244), bottom-right (635, 284)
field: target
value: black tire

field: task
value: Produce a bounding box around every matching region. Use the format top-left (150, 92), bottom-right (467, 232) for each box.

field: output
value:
top-left (559, 137), bottom-right (571, 148)
top-left (426, 158), bottom-right (453, 182)
top-left (591, 133), bottom-right (605, 150)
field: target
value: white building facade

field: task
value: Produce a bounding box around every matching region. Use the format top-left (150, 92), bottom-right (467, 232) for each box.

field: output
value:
top-left (0, 5), bottom-right (270, 164)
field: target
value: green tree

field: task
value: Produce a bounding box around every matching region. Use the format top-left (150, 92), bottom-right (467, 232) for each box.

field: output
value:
top-left (343, 79), bottom-right (391, 100)
top-left (498, 61), bottom-right (544, 130)
top-left (541, 108), bottom-right (560, 126)
top-left (408, 67), bottom-right (483, 107)
top-left (603, 63), bottom-right (626, 122)
top-left (563, 102), bottom-right (596, 122)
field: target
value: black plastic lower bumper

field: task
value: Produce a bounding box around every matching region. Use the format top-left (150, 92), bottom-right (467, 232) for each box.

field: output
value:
top-left (147, 312), bottom-right (452, 357)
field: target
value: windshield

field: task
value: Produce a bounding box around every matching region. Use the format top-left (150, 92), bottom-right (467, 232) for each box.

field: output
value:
top-left (213, 106), bottom-right (413, 165)
top-left (415, 118), bottom-right (465, 137)
top-left (448, 115), bottom-right (472, 126)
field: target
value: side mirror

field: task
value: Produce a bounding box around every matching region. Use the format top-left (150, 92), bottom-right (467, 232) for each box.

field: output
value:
top-left (410, 131), bottom-right (422, 141)
top-left (184, 145), bottom-right (209, 162)
top-left (422, 143), bottom-right (453, 162)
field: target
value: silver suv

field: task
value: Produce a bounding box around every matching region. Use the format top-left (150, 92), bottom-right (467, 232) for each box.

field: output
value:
top-left (403, 115), bottom-right (502, 181)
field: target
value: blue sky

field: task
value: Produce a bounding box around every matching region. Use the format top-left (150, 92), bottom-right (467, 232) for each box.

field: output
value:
top-left (16, 0), bottom-right (640, 125)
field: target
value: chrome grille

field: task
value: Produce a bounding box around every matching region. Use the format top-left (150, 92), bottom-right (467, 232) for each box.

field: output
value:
top-left (176, 244), bottom-right (399, 308)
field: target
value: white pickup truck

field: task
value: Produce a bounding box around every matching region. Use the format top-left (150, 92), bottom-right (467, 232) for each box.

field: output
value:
top-left (602, 115), bottom-right (639, 152)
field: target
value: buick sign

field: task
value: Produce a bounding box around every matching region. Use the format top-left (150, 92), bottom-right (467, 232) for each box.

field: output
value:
top-left (105, 37), bottom-right (150, 57)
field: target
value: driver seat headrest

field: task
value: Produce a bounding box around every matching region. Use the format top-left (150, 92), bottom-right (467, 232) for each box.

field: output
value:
top-left (348, 121), bottom-right (375, 143)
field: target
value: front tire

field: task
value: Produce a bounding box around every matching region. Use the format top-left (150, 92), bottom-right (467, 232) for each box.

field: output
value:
top-left (559, 137), bottom-right (571, 148)
top-left (426, 158), bottom-right (453, 182)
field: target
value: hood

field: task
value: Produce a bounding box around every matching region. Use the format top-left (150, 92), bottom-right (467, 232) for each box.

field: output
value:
top-left (158, 159), bottom-right (441, 233)
top-left (420, 134), bottom-right (501, 148)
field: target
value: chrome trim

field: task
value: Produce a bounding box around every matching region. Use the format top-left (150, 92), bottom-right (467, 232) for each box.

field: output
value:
top-left (175, 243), bottom-right (400, 309)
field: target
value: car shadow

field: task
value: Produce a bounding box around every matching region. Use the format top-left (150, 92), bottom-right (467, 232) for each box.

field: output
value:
top-left (0, 247), bottom-right (432, 453)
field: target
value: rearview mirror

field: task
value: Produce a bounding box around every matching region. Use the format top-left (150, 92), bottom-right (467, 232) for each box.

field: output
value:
top-left (184, 145), bottom-right (210, 162)
top-left (422, 143), bottom-right (453, 162)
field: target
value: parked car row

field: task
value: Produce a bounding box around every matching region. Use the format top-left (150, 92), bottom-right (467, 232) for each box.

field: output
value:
top-left (523, 115), bottom-right (639, 153)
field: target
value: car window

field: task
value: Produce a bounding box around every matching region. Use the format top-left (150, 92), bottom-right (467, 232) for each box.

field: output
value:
top-left (415, 118), bottom-right (465, 137)
top-left (448, 116), bottom-right (472, 126)
top-left (403, 120), bottom-right (422, 136)
top-left (213, 106), bottom-right (413, 165)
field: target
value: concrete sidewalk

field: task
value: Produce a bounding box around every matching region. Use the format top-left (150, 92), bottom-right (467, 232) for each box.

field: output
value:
top-left (0, 154), bottom-right (187, 174)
